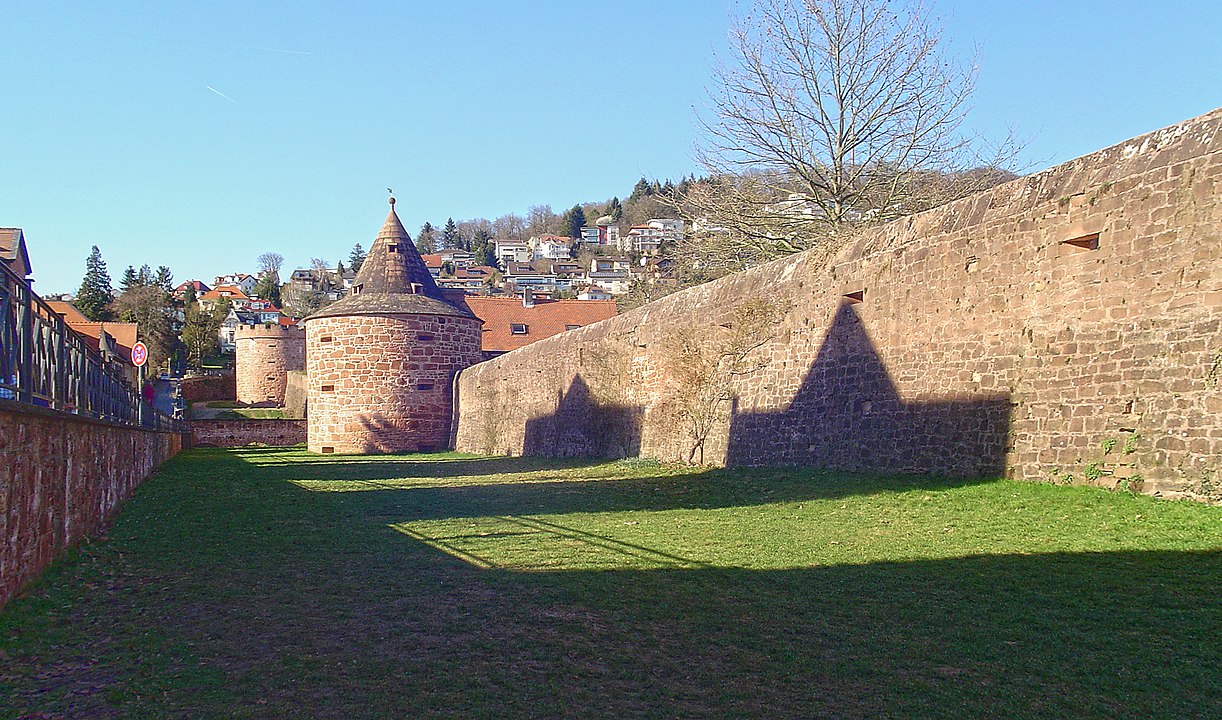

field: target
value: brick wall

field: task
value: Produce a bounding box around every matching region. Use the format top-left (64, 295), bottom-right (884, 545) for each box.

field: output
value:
top-left (306, 314), bottom-right (483, 454)
top-left (181, 375), bottom-right (235, 403)
top-left (235, 324), bottom-right (306, 405)
top-left (0, 401), bottom-right (184, 607)
top-left (456, 108), bottom-right (1222, 502)
top-left (190, 419), bottom-right (307, 447)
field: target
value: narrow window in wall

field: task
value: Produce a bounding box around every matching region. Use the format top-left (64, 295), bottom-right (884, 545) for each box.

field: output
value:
top-left (1061, 232), bottom-right (1100, 253)
top-left (842, 290), bottom-right (865, 304)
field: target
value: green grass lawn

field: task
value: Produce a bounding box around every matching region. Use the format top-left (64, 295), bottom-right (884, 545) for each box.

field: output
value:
top-left (1, 448), bottom-right (1219, 719)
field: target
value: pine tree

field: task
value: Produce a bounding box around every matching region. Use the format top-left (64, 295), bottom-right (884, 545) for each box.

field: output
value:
top-left (470, 228), bottom-right (497, 267)
top-left (441, 218), bottom-right (459, 251)
top-left (348, 243), bottom-right (366, 274)
top-left (560, 205), bottom-right (587, 239)
top-left (630, 177), bottom-right (650, 201)
top-left (154, 266), bottom-right (174, 293)
top-left (415, 223), bottom-right (436, 255)
top-left (120, 266), bottom-right (140, 293)
top-left (76, 246), bottom-right (114, 321)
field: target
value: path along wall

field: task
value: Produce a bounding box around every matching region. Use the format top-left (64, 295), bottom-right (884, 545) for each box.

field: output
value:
top-left (0, 401), bottom-right (184, 607)
top-left (456, 109), bottom-right (1222, 502)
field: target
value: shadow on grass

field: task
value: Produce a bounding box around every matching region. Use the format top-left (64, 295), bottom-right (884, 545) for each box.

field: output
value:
top-left (3, 448), bottom-right (1218, 719)
top-left (223, 446), bottom-right (996, 516)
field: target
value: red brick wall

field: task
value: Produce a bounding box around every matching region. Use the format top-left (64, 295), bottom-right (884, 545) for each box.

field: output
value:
top-left (456, 109), bottom-right (1222, 502)
top-left (190, 419), bottom-right (307, 447)
top-left (0, 402), bottom-right (184, 608)
top-left (235, 325), bottom-right (305, 405)
top-left (305, 313), bottom-right (484, 454)
top-left (181, 375), bottom-right (235, 403)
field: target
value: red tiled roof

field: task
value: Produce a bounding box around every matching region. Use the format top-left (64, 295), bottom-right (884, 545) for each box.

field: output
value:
top-left (46, 300), bottom-right (89, 324)
top-left (464, 297), bottom-right (617, 353)
top-left (199, 285), bottom-right (250, 301)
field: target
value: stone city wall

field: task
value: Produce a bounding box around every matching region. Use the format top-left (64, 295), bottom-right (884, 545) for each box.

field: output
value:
top-left (0, 401), bottom-right (184, 608)
top-left (307, 314), bottom-right (483, 454)
top-left (235, 324), bottom-right (306, 406)
top-left (181, 374), bottom-right (235, 403)
top-left (190, 419), bottom-right (307, 447)
top-left (456, 108), bottom-right (1222, 501)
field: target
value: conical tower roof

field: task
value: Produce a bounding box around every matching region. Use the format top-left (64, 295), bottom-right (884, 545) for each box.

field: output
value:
top-left (307, 198), bottom-right (474, 320)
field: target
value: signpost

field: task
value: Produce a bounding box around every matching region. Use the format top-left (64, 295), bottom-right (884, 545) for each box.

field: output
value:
top-left (132, 341), bottom-right (148, 425)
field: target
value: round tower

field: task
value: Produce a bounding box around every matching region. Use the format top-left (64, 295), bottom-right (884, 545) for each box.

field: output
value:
top-left (304, 197), bottom-right (484, 454)
top-left (235, 323), bottom-right (306, 405)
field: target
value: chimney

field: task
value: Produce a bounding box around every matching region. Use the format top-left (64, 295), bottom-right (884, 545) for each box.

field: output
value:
top-left (522, 287), bottom-right (534, 308)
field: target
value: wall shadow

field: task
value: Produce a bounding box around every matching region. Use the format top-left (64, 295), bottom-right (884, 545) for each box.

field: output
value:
top-left (522, 374), bottom-right (643, 459)
top-left (727, 301), bottom-right (1011, 477)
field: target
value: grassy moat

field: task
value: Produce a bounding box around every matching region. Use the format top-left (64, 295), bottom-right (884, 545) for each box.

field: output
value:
top-left (2, 448), bottom-right (1219, 719)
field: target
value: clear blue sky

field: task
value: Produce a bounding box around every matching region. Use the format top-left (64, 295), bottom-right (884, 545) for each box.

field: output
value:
top-left (2, 0), bottom-right (1219, 294)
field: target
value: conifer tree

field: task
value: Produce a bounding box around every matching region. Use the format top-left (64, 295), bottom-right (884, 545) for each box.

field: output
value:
top-left (348, 243), bottom-right (366, 274)
top-left (415, 224), bottom-right (436, 255)
top-left (76, 246), bottom-right (114, 320)
top-left (441, 218), bottom-right (459, 250)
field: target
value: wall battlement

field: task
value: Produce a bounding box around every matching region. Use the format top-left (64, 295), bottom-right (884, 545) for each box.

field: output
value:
top-left (455, 108), bottom-right (1222, 501)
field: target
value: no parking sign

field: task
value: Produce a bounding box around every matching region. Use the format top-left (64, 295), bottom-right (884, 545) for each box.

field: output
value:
top-left (131, 341), bottom-right (148, 367)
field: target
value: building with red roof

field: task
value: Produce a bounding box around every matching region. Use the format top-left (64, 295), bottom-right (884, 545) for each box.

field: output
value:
top-left (464, 295), bottom-right (617, 358)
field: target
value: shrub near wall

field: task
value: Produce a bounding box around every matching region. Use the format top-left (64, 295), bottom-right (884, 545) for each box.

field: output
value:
top-left (456, 108), bottom-right (1222, 501)
top-left (0, 402), bottom-right (184, 607)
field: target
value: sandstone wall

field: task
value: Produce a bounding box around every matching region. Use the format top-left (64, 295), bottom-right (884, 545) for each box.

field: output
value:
top-left (181, 375), bottom-right (235, 403)
top-left (0, 401), bottom-right (184, 607)
top-left (306, 314), bottom-right (484, 454)
top-left (235, 324), bottom-right (306, 405)
top-left (456, 109), bottom-right (1222, 501)
top-left (190, 419), bottom-right (307, 447)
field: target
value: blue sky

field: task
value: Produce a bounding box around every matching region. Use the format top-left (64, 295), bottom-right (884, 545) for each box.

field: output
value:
top-left (2, 0), bottom-right (1219, 293)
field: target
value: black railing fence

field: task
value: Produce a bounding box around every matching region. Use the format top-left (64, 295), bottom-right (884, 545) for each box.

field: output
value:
top-left (0, 260), bottom-right (183, 432)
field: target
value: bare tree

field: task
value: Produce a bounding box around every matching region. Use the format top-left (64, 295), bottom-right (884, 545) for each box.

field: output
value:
top-left (492, 213), bottom-right (528, 243)
top-left (257, 252), bottom-right (284, 277)
top-left (686, 0), bottom-right (1017, 269)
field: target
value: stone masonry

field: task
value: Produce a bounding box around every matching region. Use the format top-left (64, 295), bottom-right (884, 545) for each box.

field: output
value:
top-left (305, 198), bottom-right (485, 454)
top-left (307, 314), bottom-right (482, 453)
top-left (235, 323), bottom-right (305, 405)
top-left (455, 108), bottom-right (1222, 502)
top-left (0, 401), bottom-right (183, 607)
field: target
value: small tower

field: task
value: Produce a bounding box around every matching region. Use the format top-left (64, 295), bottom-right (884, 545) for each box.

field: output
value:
top-left (235, 323), bottom-right (305, 406)
top-left (304, 197), bottom-right (484, 454)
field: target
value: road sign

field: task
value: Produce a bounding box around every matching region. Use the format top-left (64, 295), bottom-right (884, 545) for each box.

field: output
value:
top-left (131, 341), bottom-right (148, 367)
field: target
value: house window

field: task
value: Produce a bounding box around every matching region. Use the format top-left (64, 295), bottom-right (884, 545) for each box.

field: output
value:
top-left (511, 323), bottom-right (528, 335)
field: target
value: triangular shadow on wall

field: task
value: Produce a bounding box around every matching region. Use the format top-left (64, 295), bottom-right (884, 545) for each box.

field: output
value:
top-left (726, 301), bottom-right (1011, 477)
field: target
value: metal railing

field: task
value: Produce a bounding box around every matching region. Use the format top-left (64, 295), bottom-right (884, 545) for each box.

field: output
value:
top-left (0, 260), bottom-right (184, 433)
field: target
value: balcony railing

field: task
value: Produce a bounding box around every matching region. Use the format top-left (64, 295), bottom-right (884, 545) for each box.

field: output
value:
top-left (0, 260), bottom-right (184, 433)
